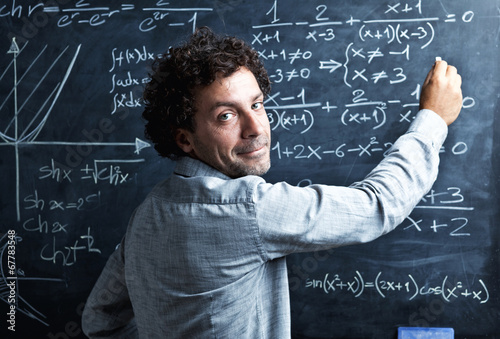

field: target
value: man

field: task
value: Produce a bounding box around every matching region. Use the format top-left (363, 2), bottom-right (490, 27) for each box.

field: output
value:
top-left (82, 27), bottom-right (462, 338)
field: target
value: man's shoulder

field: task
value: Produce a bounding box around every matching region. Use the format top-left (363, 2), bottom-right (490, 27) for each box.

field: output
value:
top-left (149, 170), bottom-right (266, 203)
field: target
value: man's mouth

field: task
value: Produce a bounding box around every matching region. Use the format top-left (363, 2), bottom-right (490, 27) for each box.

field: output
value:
top-left (236, 138), bottom-right (269, 156)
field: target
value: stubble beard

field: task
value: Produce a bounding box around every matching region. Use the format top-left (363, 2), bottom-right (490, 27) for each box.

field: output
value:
top-left (227, 136), bottom-right (271, 178)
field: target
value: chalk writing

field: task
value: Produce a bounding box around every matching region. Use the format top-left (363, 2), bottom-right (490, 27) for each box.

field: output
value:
top-left (0, 40), bottom-right (150, 220)
top-left (271, 138), bottom-right (469, 160)
top-left (24, 190), bottom-right (101, 212)
top-left (40, 227), bottom-right (101, 266)
top-left (109, 46), bottom-right (157, 71)
top-left (40, 2), bottom-right (215, 32)
top-left (305, 271), bottom-right (489, 304)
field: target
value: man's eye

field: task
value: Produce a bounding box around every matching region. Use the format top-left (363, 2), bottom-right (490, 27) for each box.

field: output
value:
top-left (219, 113), bottom-right (233, 121)
top-left (251, 102), bottom-right (263, 110)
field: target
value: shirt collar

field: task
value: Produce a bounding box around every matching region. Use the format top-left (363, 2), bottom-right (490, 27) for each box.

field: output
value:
top-left (174, 157), bottom-right (231, 180)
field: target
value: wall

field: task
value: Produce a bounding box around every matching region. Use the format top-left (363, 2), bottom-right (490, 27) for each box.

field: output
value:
top-left (0, 1), bottom-right (499, 338)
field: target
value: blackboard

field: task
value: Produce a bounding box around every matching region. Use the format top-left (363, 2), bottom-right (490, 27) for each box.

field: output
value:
top-left (1, 1), bottom-right (499, 338)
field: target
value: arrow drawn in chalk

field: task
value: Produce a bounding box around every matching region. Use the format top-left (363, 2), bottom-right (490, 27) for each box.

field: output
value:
top-left (319, 59), bottom-right (343, 73)
top-left (17, 137), bottom-right (152, 155)
top-left (0, 40), bottom-right (150, 222)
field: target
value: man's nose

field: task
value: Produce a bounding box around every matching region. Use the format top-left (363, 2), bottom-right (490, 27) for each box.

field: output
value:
top-left (241, 111), bottom-right (266, 139)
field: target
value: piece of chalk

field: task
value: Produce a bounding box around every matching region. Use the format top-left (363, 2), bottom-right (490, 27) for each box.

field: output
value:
top-left (435, 56), bottom-right (442, 61)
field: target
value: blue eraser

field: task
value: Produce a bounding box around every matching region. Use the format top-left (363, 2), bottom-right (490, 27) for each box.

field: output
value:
top-left (398, 327), bottom-right (454, 339)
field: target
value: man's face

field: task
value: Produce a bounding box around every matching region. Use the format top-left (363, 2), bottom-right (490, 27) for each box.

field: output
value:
top-left (176, 67), bottom-right (271, 178)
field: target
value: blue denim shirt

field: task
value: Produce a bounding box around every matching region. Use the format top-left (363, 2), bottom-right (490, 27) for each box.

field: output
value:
top-left (83, 109), bottom-right (447, 338)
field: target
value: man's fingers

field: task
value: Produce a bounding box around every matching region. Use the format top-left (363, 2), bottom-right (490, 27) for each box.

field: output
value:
top-left (447, 66), bottom-right (462, 88)
top-left (423, 66), bottom-right (433, 86)
top-left (446, 64), bottom-right (458, 77)
top-left (419, 58), bottom-right (463, 125)
top-left (433, 59), bottom-right (448, 77)
top-left (423, 62), bottom-right (436, 86)
top-left (423, 59), bottom-right (448, 86)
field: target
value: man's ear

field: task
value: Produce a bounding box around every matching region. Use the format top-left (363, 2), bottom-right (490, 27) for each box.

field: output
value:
top-left (175, 129), bottom-right (194, 154)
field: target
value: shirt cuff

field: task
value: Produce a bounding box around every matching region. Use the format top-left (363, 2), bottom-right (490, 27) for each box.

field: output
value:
top-left (407, 109), bottom-right (448, 150)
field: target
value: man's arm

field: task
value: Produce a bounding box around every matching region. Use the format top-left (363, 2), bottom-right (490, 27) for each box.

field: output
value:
top-left (254, 61), bottom-right (463, 257)
top-left (82, 235), bottom-right (138, 338)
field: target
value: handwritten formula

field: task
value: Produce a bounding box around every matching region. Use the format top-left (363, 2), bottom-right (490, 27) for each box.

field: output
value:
top-left (305, 271), bottom-right (489, 304)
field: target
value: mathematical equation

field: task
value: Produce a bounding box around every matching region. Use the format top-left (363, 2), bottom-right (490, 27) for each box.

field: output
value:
top-left (249, 0), bottom-right (478, 129)
top-left (38, 228), bottom-right (101, 267)
top-left (21, 188), bottom-right (103, 266)
top-left (265, 89), bottom-right (475, 136)
top-left (1, 1), bottom-right (212, 31)
top-left (402, 187), bottom-right (476, 237)
top-left (252, 0), bottom-right (475, 36)
top-left (37, 158), bottom-right (144, 186)
top-left (271, 137), bottom-right (468, 160)
top-left (24, 190), bottom-right (101, 213)
top-left (98, 1), bottom-right (477, 135)
top-left (108, 45), bottom-right (155, 115)
top-left (305, 271), bottom-right (490, 304)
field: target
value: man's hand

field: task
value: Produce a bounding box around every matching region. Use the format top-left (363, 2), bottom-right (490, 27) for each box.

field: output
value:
top-left (419, 60), bottom-right (463, 126)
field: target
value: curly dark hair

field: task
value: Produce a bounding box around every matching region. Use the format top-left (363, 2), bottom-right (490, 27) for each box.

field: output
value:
top-left (142, 26), bottom-right (271, 159)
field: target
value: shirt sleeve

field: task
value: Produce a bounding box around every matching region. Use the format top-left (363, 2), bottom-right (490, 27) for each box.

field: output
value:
top-left (82, 234), bottom-right (138, 338)
top-left (255, 109), bottom-right (448, 260)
